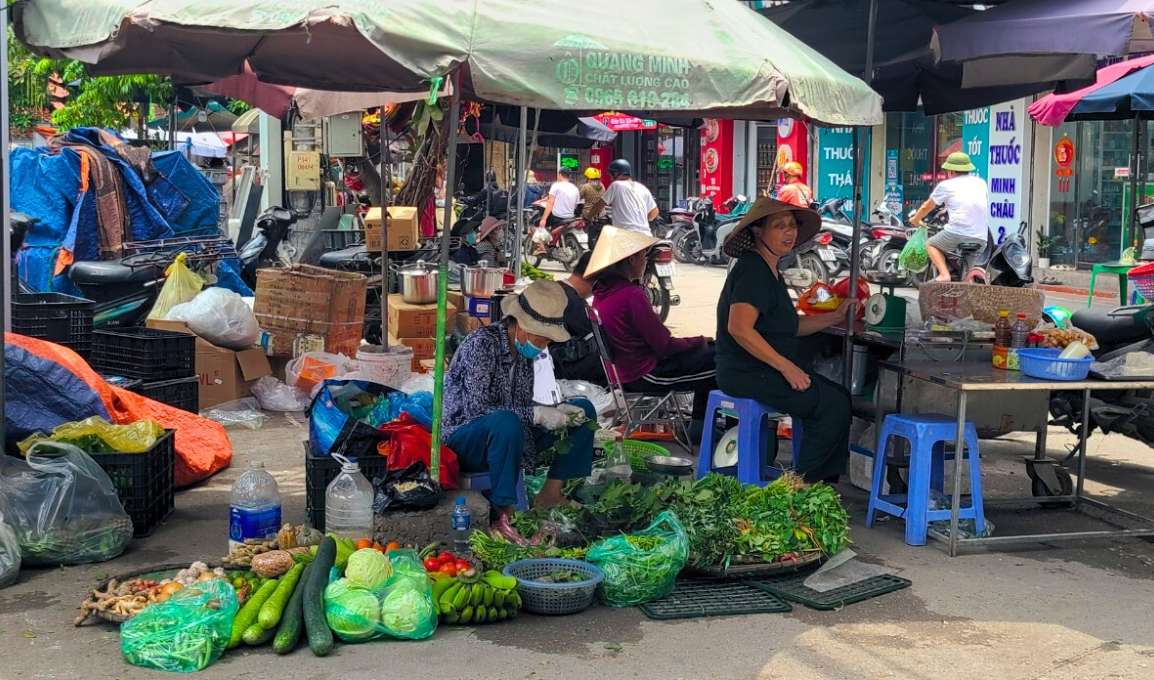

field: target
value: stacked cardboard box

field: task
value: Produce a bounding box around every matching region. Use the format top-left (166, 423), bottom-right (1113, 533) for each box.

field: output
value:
top-left (386, 294), bottom-right (456, 372)
top-left (148, 320), bottom-right (272, 408)
top-left (253, 265), bottom-right (367, 357)
top-left (364, 206), bottom-right (420, 252)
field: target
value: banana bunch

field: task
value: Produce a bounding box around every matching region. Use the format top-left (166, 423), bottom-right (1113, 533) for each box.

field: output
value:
top-left (431, 570), bottom-right (522, 625)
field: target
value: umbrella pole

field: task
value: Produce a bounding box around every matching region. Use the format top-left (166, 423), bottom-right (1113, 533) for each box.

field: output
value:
top-left (430, 72), bottom-right (462, 484)
top-left (1130, 113), bottom-right (1141, 252)
top-left (514, 106), bottom-right (528, 275)
top-left (380, 119), bottom-right (392, 348)
top-left (0, 22), bottom-right (9, 449)
top-left (843, 0), bottom-right (878, 389)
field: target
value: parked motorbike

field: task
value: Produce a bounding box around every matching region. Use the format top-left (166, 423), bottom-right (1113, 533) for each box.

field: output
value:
top-left (642, 241), bottom-right (679, 322)
top-left (450, 185), bottom-right (509, 239)
top-left (672, 196), bottom-right (748, 267)
top-left (239, 206), bottom-right (296, 288)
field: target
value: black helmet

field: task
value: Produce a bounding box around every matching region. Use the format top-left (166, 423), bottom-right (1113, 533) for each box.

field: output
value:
top-left (608, 158), bottom-right (632, 178)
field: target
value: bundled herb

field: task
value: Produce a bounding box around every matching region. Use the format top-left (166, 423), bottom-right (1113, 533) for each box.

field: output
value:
top-left (467, 530), bottom-right (586, 571)
top-left (585, 511), bottom-right (689, 606)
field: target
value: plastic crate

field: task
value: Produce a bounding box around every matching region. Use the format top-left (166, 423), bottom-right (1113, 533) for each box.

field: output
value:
top-left (12, 293), bottom-right (95, 356)
top-left (304, 442), bottom-right (390, 531)
top-left (1018, 348), bottom-right (1093, 381)
top-left (136, 376), bottom-right (199, 412)
top-left (92, 327), bottom-right (196, 380)
top-left (89, 430), bottom-right (175, 537)
top-left (321, 229), bottom-right (365, 251)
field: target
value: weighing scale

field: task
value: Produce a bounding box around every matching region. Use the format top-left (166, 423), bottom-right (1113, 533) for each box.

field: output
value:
top-left (864, 291), bottom-right (907, 333)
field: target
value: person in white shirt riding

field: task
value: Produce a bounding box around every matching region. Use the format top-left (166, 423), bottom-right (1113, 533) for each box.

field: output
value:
top-left (588, 158), bottom-right (659, 235)
top-left (910, 152), bottom-right (990, 282)
top-left (539, 166), bottom-right (581, 229)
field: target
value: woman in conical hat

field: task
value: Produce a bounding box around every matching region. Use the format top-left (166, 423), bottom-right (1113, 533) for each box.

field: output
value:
top-left (587, 226), bottom-right (717, 438)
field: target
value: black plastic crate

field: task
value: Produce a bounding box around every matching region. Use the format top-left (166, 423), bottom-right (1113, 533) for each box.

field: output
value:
top-left (92, 327), bottom-right (196, 380)
top-left (321, 229), bottom-right (365, 251)
top-left (136, 376), bottom-right (199, 413)
top-left (304, 442), bottom-right (390, 531)
top-left (12, 293), bottom-right (95, 357)
top-left (89, 429), bottom-right (175, 538)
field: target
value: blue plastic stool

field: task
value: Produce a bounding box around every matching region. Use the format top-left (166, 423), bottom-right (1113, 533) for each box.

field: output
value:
top-left (865, 413), bottom-right (986, 546)
top-left (460, 471), bottom-right (529, 511)
top-left (696, 390), bottom-right (801, 485)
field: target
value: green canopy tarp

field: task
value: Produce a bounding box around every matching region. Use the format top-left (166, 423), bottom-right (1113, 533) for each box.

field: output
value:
top-left (14, 0), bottom-right (881, 125)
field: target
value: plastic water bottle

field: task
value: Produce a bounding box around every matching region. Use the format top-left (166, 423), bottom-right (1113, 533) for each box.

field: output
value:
top-left (325, 455), bottom-right (374, 540)
top-left (604, 434), bottom-right (633, 483)
top-left (229, 462), bottom-right (281, 552)
top-left (451, 497), bottom-right (472, 555)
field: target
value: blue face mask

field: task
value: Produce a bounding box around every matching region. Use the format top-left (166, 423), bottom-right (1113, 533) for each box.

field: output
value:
top-left (515, 334), bottom-right (544, 360)
top-left (466, 232), bottom-right (478, 245)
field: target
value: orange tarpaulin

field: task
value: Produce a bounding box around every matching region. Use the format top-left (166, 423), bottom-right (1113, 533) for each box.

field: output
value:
top-left (6, 333), bottom-right (232, 486)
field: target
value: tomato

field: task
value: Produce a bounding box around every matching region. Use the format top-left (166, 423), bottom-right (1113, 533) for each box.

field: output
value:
top-left (438, 563), bottom-right (458, 577)
top-left (438, 551), bottom-right (456, 564)
top-left (423, 558), bottom-right (441, 572)
top-left (385, 542), bottom-right (401, 553)
top-left (372, 543), bottom-right (386, 553)
top-left (355, 538), bottom-right (373, 551)
top-left (454, 559), bottom-right (471, 572)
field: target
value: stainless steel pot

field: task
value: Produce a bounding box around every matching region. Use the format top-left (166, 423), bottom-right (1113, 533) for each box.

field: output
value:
top-left (462, 260), bottom-right (506, 297)
top-left (399, 260), bottom-right (438, 304)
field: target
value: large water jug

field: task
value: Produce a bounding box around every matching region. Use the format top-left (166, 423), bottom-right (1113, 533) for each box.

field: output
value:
top-left (325, 454), bottom-right (374, 539)
top-left (229, 462), bottom-right (281, 551)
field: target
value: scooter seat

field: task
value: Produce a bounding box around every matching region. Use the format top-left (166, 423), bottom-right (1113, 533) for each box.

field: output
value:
top-left (1071, 308), bottom-right (1151, 348)
top-left (68, 260), bottom-right (163, 285)
top-left (318, 245), bottom-right (368, 269)
top-left (957, 242), bottom-right (985, 255)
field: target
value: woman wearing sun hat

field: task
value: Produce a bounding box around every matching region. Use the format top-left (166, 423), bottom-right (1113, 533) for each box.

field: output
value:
top-left (442, 280), bottom-right (595, 514)
top-left (910, 151), bottom-right (989, 282)
top-left (716, 198), bottom-right (855, 483)
top-left (587, 225), bottom-right (717, 436)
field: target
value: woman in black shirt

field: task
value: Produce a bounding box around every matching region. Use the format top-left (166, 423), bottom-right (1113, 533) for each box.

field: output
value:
top-left (716, 198), bottom-right (854, 483)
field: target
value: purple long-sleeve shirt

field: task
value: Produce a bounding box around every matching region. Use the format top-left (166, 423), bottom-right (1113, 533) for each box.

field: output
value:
top-left (592, 276), bottom-right (706, 383)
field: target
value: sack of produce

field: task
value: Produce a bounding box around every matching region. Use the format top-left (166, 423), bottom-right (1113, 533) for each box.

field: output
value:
top-left (586, 510), bottom-right (689, 607)
top-left (121, 579), bottom-right (239, 672)
top-left (0, 511), bottom-right (21, 588)
top-left (898, 226), bottom-right (930, 273)
top-left (147, 252), bottom-right (205, 321)
top-left (323, 548), bottom-right (437, 642)
top-left (0, 442), bottom-right (133, 565)
top-left (167, 286), bottom-right (260, 350)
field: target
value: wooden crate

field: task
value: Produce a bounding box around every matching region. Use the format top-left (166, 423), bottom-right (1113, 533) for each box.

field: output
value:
top-left (254, 265), bottom-right (368, 356)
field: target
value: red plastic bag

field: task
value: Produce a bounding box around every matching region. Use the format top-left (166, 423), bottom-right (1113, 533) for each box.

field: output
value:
top-left (376, 414), bottom-right (460, 489)
top-left (831, 277), bottom-right (870, 320)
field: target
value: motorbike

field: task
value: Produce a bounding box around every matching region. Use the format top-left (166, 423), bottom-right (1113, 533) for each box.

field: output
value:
top-left (642, 241), bottom-right (679, 322)
top-left (779, 231), bottom-right (848, 291)
top-left (672, 195), bottom-right (747, 267)
top-left (522, 199), bottom-right (586, 272)
top-left (239, 206), bottom-right (296, 288)
top-left (450, 184), bottom-right (509, 239)
top-left (906, 218), bottom-right (1034, 289)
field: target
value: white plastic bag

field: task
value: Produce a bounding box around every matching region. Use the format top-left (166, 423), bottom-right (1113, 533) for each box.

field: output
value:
top-left (167, 287), bottom-right (260, 350)
top-left (251, 376), bottom-right (311, 412)
top-left (557, 380), bottom-right (614, 416)
top-left (0, 442), bottom-right (132, 565)
top-left (200, 398), bottom-right (270, 430)
top-left (399, 374), bottom-right (434, 395)
top-left (286, 352), bottom-right (357, 391)
top-left (0, 511), bottom-right (21, 588)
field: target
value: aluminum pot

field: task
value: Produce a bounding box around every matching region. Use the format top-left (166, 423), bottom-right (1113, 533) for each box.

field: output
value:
top-left (462, 260), bottom-right (506, 297)
top-left (399, 260), bottom-right (438, 304)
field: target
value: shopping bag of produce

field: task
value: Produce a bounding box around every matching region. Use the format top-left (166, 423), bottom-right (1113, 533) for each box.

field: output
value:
top-left (121, 579), bottom-right (239, 672)
top-left (308, 379), bottom-right (395, 459)
top-left (147, 252), bottom-right (205, 320)
top-left (323, 548), bottom-right (437, 642)
top-left (898, 226), bottom-right (930, 273)
top-left (0, 511), bottom-right (21, 588)
top-left (0, 441), bottom-right (133, 565)
top-left (586, 510), bottom-right (689, 607)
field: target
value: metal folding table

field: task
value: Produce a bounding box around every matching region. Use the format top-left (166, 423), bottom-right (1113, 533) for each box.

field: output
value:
top-left (876, 359), bottom-right (1154, 556)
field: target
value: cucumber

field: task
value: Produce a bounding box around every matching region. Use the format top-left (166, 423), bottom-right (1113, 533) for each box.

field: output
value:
top-left (229, 579), bottom-right (279, 649)
top-left (273, 563), bottom-right (312, 655)
top-left (304, 537), bottom-right (336, 657)
top-left (259, 563), bottom-right (305, 629)
top-left (242, 622), bottom-right (275, 646)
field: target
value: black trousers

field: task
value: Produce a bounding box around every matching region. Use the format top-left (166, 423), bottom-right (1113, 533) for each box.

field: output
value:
top-left (624, 343), bottom-right (717, 420)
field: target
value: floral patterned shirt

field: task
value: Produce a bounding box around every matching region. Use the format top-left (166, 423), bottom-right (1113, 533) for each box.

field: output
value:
top-left (442, 321), bottom-right (540, 467)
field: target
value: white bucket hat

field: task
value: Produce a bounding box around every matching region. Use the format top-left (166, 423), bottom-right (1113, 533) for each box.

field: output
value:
top-left (500, 280), bottom-right (571, 343)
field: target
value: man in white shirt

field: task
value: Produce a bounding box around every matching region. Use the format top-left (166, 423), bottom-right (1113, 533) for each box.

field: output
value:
top-left (910, 152), bottom-right (990, 282)
top-left (539, 167), bottom-right (581, 228)
top-left (588, 158), bottom-right (659, 235)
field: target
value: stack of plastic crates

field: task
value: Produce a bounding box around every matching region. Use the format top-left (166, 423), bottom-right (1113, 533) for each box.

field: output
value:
top-left (92, 327), bottom-right (199, 412)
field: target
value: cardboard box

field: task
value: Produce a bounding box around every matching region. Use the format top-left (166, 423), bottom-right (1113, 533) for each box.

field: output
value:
top-left (254, 265), bottom-right (367, 357)
top-left (455, 312), bottom-right (489, 335)
top-left (389, 335), bottom-right (438, 372)
top-left (447, 289), bottom-right (465, 311)
top-left (147, 320), bottom-right (272, 408)
top-left (365, 206), bottom-right (419, 252)
top-left (386, 294), bottom-right (457, 338)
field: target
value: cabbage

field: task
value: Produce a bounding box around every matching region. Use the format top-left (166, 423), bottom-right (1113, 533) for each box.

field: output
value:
top-left (324, 579), bottom-right (381, 642)
top-left (345, 549), bottom-right (393, 592)
top-left (379, 581), bottom-right (436, 640)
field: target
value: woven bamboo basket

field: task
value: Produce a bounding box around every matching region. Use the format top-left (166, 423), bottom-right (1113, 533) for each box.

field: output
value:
top-left (918, 282), bottom-right (1045, 326)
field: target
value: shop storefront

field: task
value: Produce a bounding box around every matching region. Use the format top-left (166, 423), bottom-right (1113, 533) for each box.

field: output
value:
top-left (615, 126), bottom-right (697, 210)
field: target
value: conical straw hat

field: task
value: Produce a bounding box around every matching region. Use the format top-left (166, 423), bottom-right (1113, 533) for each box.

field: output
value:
top-left (584, 226), bottom-right (659, 278)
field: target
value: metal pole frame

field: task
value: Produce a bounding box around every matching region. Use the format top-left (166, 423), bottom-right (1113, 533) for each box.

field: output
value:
top-left (379, 118), bottom-right (393, 347)
top-left (0, 20), bottom-right (10, 448)
top-left (513, 106), bottom-right (529, 275)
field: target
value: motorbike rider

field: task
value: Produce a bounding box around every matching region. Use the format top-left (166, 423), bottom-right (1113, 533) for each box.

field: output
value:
top-left (776, 161), bottom-right (813, 209)
top-left (587, 159), bottom-right (659, 236)
top-left (910, 152), bottom-right (989, 282)
top-left (539, 167), bottom-right (580, 229)
top-left (580, 167), bottom-right (605, 215)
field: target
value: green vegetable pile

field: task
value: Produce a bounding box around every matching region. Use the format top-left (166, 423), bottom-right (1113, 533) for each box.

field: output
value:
top-left (586, 511), bottom-right (689, 607)
top-left (521, 261), bottom-right (554, 281)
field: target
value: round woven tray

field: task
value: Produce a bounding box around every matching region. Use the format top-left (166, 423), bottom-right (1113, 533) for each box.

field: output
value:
top-left (78, 562), bottom-right (219, 625)
top-left (685, 552), bottom-right (824, 580)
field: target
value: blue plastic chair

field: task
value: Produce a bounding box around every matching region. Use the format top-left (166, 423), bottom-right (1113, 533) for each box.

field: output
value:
top-left (696, 390), bottom-right (801, 485)
top-left (865, 413), bottom-right (986, 546)
top-left (460, 471), bottom-right (529, 511)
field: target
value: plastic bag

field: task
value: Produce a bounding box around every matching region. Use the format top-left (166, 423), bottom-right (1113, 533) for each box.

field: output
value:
top-left (16, 416), bottom-right (164, 454)
top-left (0, 511), bottom-right (21, 588)
top-left (898, 226), bottom-right (929, 273)
top-left (324, 549), bottom-right (436, 643)
top-left (148, 252), bottom-right (205, 321)
top-left (251, 376), bottom-right (311, 412)
top-left (200, 398), bottom-right (269, 430)
top-left (287, 352), bottom-right (356, 392)
top-left (121, 579), bottom-right (238, 673)
top-left (376, 413), bottom-right (461, 489)
top-left (373, 462), bottom-right (442, 512)
top-left (309, 379), bottom-right (394, 459)
top-left (399, 374), bottom-right (434, 395)
top-left (167, 286), bottom-right (260, 350)
top-left (0, 441), bottom-right (132, 565)
top-left (586, 510), bottom-right (689, 607)
top-left (558, 380), bottom-right (614, 416)
top-left (797, 282), bottom-right (840, 315)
